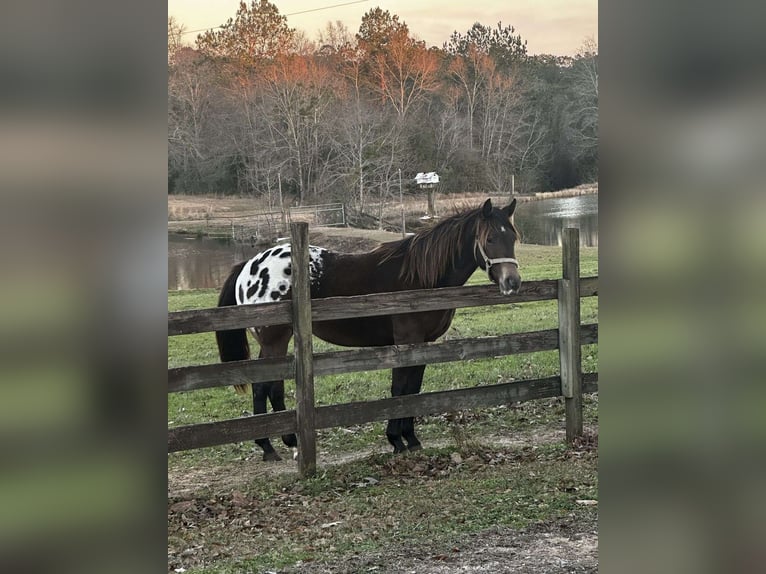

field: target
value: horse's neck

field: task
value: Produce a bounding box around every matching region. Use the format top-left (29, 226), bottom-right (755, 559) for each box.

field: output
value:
top-left (435, 240), bottom-right (478, 288)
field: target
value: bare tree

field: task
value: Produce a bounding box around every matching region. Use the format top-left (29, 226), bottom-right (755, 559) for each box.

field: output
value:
top-left (260, 54), bottom-right (338, 204)
top-left (168, 48), bottom-right (223, 193)
top-left (446, 44), bottom-right (495, 150)
top-left (433, 87), bottom-right (466, 171)
top-left (369, 30), bottom-right (440, 120)
top-left (317, 20), bottom-right (354, 53)
top-left (168, 17), bottom-right (185, 64)
top-left (326, 49), bottom-right (394, 211)
top-left (566, 38), bottom-right (598, 179)
top-left (478, 67), bottom-right (550, 194)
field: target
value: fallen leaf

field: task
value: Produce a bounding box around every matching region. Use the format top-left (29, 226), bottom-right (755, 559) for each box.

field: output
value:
top-left (321, 521), bottom-right (343, 528)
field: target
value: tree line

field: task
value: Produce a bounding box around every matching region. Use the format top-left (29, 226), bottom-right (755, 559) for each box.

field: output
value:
top-left (168, 1), bottom-right (597, 208)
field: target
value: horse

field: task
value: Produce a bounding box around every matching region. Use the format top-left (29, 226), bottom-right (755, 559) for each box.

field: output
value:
top-left (215, 198), bottom-right (521, 461)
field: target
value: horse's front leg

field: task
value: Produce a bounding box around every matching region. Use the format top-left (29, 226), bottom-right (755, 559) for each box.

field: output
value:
top-left (254, 328), bottom-right (293, 461)
top-left (401, 364), bottom-right (426, 451)
top-left (268, 381), bottom-right (298, 459)
top-left (386, 365), bottom-right (426, 453)
top-left (386, 367), bottom-right (409, 453)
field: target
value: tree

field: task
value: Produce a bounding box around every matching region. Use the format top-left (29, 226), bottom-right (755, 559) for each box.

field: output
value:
top-left (442, 22), bottom-right (542, 192)
top-left (356, 9), bottom-right (439, 120)
top-left (355, 8), bottom-right (440, 216)
top-left (445, 42), bottom-right (495, 150)
top-left (356, 8), bottom-right (408, 59)
top-left (369, 30), bottom-right (440, 120)
top-left (168, 9), bottom-right (597, 199)
top-left (444, 22), bottom-right (527, 72)
top-left (260, 53), bottom-right (339, 204)
top-left (329, 49), bottom-right (390, 210)
top-left (195, 0), bottom-right (295, 67)
top-left (317, 20), bottom-right (354, 54)
top-left (190, 1), bottom-right (298, 199)
top-left (566, 38), bottom-right (598, 181)
top-left (168, 17), bottom-right (185, 65)
top-left (168, 47), bottom-right (235, 194)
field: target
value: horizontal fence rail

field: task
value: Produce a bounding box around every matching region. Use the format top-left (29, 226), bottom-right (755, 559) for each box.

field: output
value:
top-left (168, 277), bottom-right (598, 336)
top-left (169, 324), bottom-right (598, 393)
top-left (289, 203), bottom-right (346, 227)
top-left (168, 224), bottom-right (598, 476)
top-left (169, 373), bottom-right (598, 453)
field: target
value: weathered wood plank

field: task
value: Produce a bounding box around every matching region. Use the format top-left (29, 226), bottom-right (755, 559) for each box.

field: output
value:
top-left (168, 371), bottom-right (600, 453)
top-left (168, 410), bottom-right (296, 452)
top-left (309, 280), bottom-right (557, 323)
top-left (560, 229), bottom-right (583, 442)
top-left (168, 300), bottom-right (293, 336)
top-left (168, 356), bottom-right (293, 393)
top-left (315, 376), bottom-right (563, 428)
top-left (168, 276), bottom-right (599, 336)
top-left (291, 222), bottom-right (317, 477)
top-left (167, 324), bottom-right (598, 393)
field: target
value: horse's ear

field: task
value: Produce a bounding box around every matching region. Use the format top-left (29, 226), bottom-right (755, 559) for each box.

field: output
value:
top-left (502, 199), bottom-right (517, 218)
top-left (481, 199), bottom-right (493, 219)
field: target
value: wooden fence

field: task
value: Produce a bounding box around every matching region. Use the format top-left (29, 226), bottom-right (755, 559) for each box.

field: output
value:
top-left (230, 210), bottom-right (286, 245)
top-left (230, 204), bottom-right (347, 245)
top-left (168, 225), bottom-right (598, 477)
top-left (288, 203), bottom-right (346, 227)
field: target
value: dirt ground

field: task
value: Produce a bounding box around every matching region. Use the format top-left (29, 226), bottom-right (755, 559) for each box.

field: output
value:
top-left (277, 519), bottom-right (598, 574)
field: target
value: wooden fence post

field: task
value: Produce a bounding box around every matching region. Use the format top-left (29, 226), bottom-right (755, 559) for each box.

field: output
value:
top-left (558, 227), bottom-right (583, 443)
top-left (290, 222), bottom-right (317, 477)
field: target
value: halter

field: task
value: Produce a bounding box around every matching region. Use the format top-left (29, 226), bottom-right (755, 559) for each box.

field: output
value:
top-left (475, 238), bottom-right (519, 280)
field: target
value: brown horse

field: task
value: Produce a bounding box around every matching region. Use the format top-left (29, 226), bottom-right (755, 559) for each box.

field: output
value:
top-left (216, 199), bottom-right (521, 460)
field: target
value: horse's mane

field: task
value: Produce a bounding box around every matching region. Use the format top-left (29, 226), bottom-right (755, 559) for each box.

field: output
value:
top-left (374, 204), bottom-right (513, 288)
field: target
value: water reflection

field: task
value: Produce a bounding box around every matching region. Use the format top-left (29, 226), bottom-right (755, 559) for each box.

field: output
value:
top-left (168, 235), bottom-right (264, 291)
top-left (168, 194), bottom-right (598, 290)
top-left (514, 194), bottom-right (598, 247)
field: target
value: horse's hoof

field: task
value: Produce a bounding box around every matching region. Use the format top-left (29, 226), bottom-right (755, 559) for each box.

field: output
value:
top-left (292, 447), bottom-right (299, 461)
top-left (263, 451), bottom-right (282, 462)
top-left (407, 443), bottom-right (423, 452)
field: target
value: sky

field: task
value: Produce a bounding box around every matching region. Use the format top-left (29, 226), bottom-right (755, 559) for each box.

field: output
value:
top-left (168, 0), bottom-right (597, 57)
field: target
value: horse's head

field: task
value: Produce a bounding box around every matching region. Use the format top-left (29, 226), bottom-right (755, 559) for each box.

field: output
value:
top-left (476, 198), bottom-right (522, 295)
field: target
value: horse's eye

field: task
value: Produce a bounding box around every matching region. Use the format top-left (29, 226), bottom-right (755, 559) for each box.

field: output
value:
top-left (486, 236), bottom-right (495, 244)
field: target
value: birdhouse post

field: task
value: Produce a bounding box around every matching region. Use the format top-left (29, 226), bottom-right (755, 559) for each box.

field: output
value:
top-left (414, 171), bottom-right (440, 217)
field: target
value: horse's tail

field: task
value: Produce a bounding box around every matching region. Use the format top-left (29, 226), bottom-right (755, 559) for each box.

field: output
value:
top-left (215, 261), bottom-right (251, 395)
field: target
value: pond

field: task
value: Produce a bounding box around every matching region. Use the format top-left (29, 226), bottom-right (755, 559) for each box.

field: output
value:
top-left (168, 194), bottom-right (597, 290)
top-left (513, 193), bottom-right (598, 248)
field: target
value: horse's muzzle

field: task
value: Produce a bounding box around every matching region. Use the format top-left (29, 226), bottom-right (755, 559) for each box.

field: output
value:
top-left (495, 266), bottom-right (521, 295)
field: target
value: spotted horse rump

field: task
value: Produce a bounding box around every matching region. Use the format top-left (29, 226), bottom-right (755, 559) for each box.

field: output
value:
top-left (235, 244), bottom-right (328, 305)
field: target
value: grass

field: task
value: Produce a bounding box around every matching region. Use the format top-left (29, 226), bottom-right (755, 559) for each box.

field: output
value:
top-left (167, 242), bottom-right (598, 572)
top-left (169, 440), bottom-right (598, 573)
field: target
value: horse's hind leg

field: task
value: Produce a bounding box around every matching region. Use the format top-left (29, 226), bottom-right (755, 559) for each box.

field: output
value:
top-left (252, 382), bottom-right (281, 461)
top-left (256, 326), bottom-right (294, 460)
top-left (268, 382), bottom-right (298, 453)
